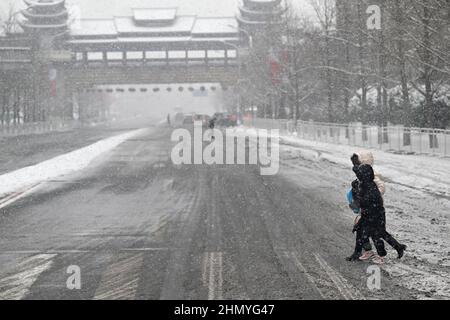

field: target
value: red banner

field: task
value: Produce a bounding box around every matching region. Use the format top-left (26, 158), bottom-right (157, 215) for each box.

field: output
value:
top-left (50, 80), bottom-right (57, 97)
top-left (270, 60), bottom-right (281, 84)
top-left (49, 68), bottom-right (58, 97)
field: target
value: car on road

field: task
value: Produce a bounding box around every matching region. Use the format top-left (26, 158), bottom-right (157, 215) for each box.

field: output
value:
top-left (213, 112), bottom-right (238, 127)
top-left (181, 114), bottom-right (210, 127)
top-left (193, 114), bottom-right (210, 127)
top-left (173, 112), bottom-right (185, 126)
top-left (183, 114), bottom-right (195, 125)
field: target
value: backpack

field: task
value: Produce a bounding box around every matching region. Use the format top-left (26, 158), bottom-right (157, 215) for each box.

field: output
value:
top-left (347, 188), bottom-right (361, 214)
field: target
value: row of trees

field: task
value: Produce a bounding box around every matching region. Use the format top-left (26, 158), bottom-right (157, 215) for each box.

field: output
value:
top-left (0, 4), bottom-right (103, 126)
top-left (0, 6), bottom-right (35, 125)
top-left (241, 0), bottom-right (450, 128)
top-left (0, 76), bottom-right (47, 125)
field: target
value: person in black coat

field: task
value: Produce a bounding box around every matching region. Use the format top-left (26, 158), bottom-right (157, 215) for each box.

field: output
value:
top-left (346, 155), bottom-right (407, 263)
top-left (209, 116), bottom-right (217, 130)
top-left (348, 164), bottom-right (387, 262)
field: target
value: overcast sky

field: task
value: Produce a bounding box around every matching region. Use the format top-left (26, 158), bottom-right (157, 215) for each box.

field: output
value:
top-left (1, 0), bottom-right (315, 21)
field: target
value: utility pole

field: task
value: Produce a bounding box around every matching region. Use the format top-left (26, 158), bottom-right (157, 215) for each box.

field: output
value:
top-left (220, 40), bottom-right (245, 123)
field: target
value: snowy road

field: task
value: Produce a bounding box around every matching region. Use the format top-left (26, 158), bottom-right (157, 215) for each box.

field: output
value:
top-left (0, 125), bottom-right (446, 300)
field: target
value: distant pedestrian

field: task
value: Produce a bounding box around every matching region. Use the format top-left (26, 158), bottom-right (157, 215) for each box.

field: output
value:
top-left (208, 116), bottom-right (217, 140)
top-left (167, 114), bottom-right (171, 127)
top-left (209, 116), bottom-right (217, 130)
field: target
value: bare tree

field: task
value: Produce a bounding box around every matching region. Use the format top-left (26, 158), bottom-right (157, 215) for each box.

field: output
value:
top-left (405, 0), bottom-right (450, 127)
top-left (245, 0), bottom-right (450, 127)
top-left (309, 0), bottom-right (336, 122)
top-left (2, 4), bottom-right (20, 35)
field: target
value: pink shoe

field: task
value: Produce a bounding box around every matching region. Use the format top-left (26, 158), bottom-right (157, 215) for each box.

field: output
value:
top-left (359, 251), bottom-right (376, 261)
top-left (372, 255), bottom-right (385, 265)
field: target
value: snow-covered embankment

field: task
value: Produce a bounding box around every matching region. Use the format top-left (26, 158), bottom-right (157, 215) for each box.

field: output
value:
top-left (0, 128), bottom-right (148, 199)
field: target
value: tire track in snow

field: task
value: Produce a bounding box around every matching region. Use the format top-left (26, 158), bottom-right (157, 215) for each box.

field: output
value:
top-left (93, 253), bottom-right (144, 300)
top-left (0, 254), bottom-right (56, 300)
top-left (160, 174), bottom-right (203, 300)
top-left (202, 252), bottom-right (224, 300)
top-left (314, 253), bottom-right (365, 300)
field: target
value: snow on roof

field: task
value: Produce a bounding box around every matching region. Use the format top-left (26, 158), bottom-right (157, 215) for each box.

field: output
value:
top-left (245, 0), bottom-right (281, 4)
top-left (114, 16), bottom-right (196, 35)
top-left (132, 8), bottom-right (177, 22)
top-left (24, 0), bottom-right (65, 7)
top-left (68, 11), bottom-right (240, 41)
top-left (67, 36), bottom-right (191, 45)
top-left (117, 36), bottom-right (191, 43)
top-left (67, 36), bottom-right (239, 46)
top-left (70, 19), bottom-right (118, 37)
top-left (192, 17), bottom-right (239, 35)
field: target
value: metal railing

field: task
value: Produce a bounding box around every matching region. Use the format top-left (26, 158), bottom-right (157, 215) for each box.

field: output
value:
top-left (0, 120), bottom-right (76, 137)
top-left (247, 118), bottom-right (450, 157)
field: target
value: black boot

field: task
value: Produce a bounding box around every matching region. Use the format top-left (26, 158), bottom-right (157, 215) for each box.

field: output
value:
top-left (396, 244), bottom-right (407, 259)
top-left (346, 252), bottom-right (361, 262)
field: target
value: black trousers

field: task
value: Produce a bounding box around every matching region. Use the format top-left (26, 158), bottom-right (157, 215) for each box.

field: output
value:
top-left (360, 212), bottom-right (402, 252)
top-left (354, 217), bottom-right (387, 257)
top-left (359, 229), bottom-right (401, 255)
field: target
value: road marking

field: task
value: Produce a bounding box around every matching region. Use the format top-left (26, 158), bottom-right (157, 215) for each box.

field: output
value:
top-left (0, 254), bottom-right (56, 300)
top-left (314, 253), bottom-right (365, 300)
top-left (0, 183), bottom-right (41, 210)
top-left (39, 250), bottom-right (90, 254)
top-left (121, 247), bottom-right (170, 252)
top-left (162, 179), bottom-right (174, 191)
top-left (0, 248), bottom-right (171, 255)
top-left (0, 250), bottom-right (43, 255)
top-left (202, 252), bottom-right (223, 300)
top-left (93, 253), bottom-right (144, 300)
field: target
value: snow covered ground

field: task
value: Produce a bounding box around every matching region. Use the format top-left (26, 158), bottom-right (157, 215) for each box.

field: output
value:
top-left (0, 124), bottom-right (448, 299)
top-left (0, 128), bottom-right (148, 202)
top-left (280, 134), bottom-right (450, 199)
top-left (239, 126), bottom-right (450, 299)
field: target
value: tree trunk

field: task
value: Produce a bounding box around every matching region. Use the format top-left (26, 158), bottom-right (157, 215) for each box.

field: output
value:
top-left (1, 90), bottom-right (6, 126)
top-left (338, 0), bottom-right (351, 121)
top-left (422, 4), bottom-right (434, 127)
top-left (357, 1), bottom-right (368, 123)
top-left (394, 0), bottom-right (411, 125)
